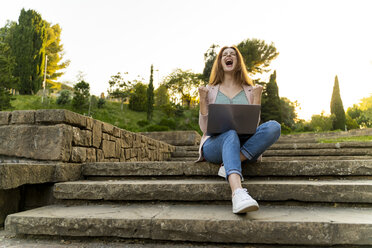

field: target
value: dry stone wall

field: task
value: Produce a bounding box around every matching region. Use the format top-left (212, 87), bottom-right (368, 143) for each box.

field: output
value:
top-left (0, 109), bottom-right (175, 163)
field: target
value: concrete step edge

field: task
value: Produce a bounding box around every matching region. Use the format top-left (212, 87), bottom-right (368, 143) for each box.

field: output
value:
top-left (5, 204), bottom-right (372, 245)
top-left (53, 179), bottom-right (372, 203)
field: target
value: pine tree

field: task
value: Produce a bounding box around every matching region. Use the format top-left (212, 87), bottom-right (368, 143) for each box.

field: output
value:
top-left (45, 22), bottom-right (70, 89)
top-left (147, 65), bottom-right (155, 121)
top-left (330, 75), bottom-right (346, 130)
top-left (261, 71), bottom-right (281, 123)
top-left (11, 9), bottom-right (47, 94)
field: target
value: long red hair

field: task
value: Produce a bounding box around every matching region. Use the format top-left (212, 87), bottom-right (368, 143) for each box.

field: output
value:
top-left (209, 46), bottom-right (253, 86)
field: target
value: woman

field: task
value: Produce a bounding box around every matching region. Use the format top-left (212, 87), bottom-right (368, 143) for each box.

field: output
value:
top-left (197, 46), bottom-right (281, 214)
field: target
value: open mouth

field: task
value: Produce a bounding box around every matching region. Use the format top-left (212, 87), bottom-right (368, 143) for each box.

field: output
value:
top-left (225, 59), bottom-right (233, 67)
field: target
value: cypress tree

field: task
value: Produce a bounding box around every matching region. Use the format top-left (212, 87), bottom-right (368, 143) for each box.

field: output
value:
top-left (11, 9), bottom-right (47, 94)
top-left (330, 75), bottom-right (346, 130)
top-left (147, 65), bottom-right (154, 121)
top-left (261, 71), bottom-right (281, 123)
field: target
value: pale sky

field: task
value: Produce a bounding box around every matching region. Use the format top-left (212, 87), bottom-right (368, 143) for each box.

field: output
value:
top-left (1, 0), bottom-right (372, 120)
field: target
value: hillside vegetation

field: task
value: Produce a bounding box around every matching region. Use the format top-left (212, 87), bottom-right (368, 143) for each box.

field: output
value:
top-left (5, 95), bottom-right (200, 133)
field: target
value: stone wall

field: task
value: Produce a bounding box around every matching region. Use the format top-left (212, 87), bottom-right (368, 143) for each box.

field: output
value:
top-left (0, 109), bottom-right (175, 163)
top-left (140, 131), bottom-right (201, 146)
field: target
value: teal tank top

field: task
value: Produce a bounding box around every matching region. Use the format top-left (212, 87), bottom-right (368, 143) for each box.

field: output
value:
top-left (215, 90), bottom-right (249, 104)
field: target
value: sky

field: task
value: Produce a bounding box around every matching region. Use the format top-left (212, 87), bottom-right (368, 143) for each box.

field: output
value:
top-left (1, 0), bottom-right (372, 120)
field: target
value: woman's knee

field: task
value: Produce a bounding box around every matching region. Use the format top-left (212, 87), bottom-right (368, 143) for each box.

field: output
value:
top-left (222, 129), bottom-right (239, 143)
top-left (266, 120), bottom-right (281, 138)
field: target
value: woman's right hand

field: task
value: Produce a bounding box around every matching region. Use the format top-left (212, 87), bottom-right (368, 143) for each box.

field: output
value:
top-left (198, 86), bottom-right (208, 102)
top-left (198, 86), bottom-right (208, 115)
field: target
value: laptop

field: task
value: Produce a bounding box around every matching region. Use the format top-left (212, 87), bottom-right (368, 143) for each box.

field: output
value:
top-left (206, 104), bottom-right (261, 135)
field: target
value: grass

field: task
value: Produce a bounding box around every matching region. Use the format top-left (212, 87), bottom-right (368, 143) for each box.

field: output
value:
top-left (5, 94), bottom-right (200, 133)
top-left (318, 136), bottom-right (372, 143)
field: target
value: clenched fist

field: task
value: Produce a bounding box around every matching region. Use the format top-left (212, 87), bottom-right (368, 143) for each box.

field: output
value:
top-left (198, 86), bottom-right (208, 102)
top-left (252, 84), bottom-right (263, 105)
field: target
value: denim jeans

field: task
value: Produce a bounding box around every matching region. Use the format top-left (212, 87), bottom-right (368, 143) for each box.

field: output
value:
top-left (202, 120), bottom-right (281, 179)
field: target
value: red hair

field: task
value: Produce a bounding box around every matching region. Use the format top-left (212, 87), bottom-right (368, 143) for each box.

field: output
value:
top-left (209, 46), bottom-right (253, 86)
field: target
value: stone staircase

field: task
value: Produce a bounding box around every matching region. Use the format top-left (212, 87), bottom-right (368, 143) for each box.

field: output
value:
top-left (4, 136), bottom-right (372, 246)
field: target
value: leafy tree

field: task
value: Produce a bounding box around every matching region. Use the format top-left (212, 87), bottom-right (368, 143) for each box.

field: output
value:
top-left (202, 44), bottom-right (219, 82)
top-left (107, 72), bottom-right (132, 111)
top-left (330, 75), bottom-right (346, 130)
top-left (97, 98), bottom-right (105, 108)
top-left (261, 71), bottom-right (281, 123)
top-left (72, 80), bottom-right (90, 109)
top-left (147, 65), bottom-right (154, 121)
top-left (310, 112), bottom-right (334, 132)
top-left (129, 82), bottom-right (147, 112)
top-left (345, 114), bottom-right (359, 130)
top-left (154, 84), bottom-right (170, 107)
top-left (11, 9), bottom-right (47, 94)
top-left (164, 69), bottom-right (203, 108)
top-left (0, 21), bottom-right (17, 110)
top-left (236, 38), bottom-right (279, 74)
top-left (280, 97), bottom-right (298, 129)
top-left (44, 22), bottom-right (70, 90)
top-left (56, 89), bottom-right (71, 105)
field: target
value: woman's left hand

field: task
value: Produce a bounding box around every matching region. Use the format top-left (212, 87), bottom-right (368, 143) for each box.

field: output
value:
top-left (252, 85), bottom-right (263, 105)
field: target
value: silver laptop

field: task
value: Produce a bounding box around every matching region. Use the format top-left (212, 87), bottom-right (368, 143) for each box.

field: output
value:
top-left (206, 104), bottom-right (261, 135)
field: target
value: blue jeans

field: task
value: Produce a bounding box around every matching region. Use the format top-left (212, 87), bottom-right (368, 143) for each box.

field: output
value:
top-left (202, 120), bottom-right (281, 179)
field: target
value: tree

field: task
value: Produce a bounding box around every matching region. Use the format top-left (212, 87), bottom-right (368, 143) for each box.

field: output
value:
top-left (164, 69), bottom-right (204, 108)
top-left (236, 38), bottom-right (279, 74)
top-left (107, 72), bottom-right (132, 111)
top-left (72, 80), bottom-right (90, 109)
top-left (147, 65), bottom-right (154, 121)
top-left (154, 84), bottom-right (170, 107)
top-left (11, 9), bottom-right (47, 94)
top-left (280, 97), bottom-right (299, 129)
top-left (330, 75), bottom-right (346, 130)
top-left (261, 71), bottom-right (281, 123)
top-left (129, 82), bottom-right (147, 112)
top-left (0, 21), bottom-right (17, 110)
top-left (44, 22), bottom-right (70, 90)
top-left (202, 44), bottom-right (219, 82)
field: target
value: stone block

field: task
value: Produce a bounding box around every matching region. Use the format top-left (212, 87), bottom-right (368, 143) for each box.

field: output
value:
top-left (92, 120), bottom-right (102, 148)
top-left (102, 140), bottom-right (116, 158)
top-left (35, 109), bottom-right (87, 128)
top-left (125, 149), bottom-right (130, 159)
top-left (102, 122), bottom-right (114, 134)
top-left (86, 117), bottom-right (94, 130)
top-left (97, 149), bottom-right (104, 162)
top-left (10, 110), bottom-right (35, 124)
top-left (72, 127), bottom-right (92, 147)
top-left (0, 124), bottom-right (72, 162)
top-left (115, 139), bottom-right (121, 158)
top-left (0, 111), bottom-right (11, 125)
top-left (122, 132), bottom-right (133, 148)
top-left (102, 133), bottom-right (110, 141)
top-left (133, 135), bottom-right (141, 148)
top-left (113, 127), bottom-right (121, 138)
top-left (86, 148), bottom-right (97, 162)
top-left (71, 147), bottom-right (87, 163)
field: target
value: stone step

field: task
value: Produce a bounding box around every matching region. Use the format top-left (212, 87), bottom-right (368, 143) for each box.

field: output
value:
top-left (5, 204), bottom-right (372, 245)
top-left (169, 156), bottom-right (372, 161)
top-left (83, 160), bottom-right (372, 177)
top-left (172, 148), bottom-right (372, 158)
top-left (53, 179), bottom-right (372, 203)
top-left (270, 142), bottom-right (372, 150)
top-left (175, 142), bottom-right (372, 152)
top-left (263, 148), bottom-right (372, 157)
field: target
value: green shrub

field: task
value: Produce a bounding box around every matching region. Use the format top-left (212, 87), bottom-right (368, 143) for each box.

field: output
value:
top-left (56, 90), bottom-right (71, 105)
top-left (280, 123), bottom-right (292, 134)
top-left (137, 120), bottom-right (150, 127)
top-left (146, 124), bottom-right (169, 132)
top-left (158, 118), bottom-right (176, 129)
top-left (97, 98), bottom-right (105, 108)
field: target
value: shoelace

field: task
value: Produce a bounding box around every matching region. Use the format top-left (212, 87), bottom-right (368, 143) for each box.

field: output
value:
top-left (234, 188), bottom-right (251, 200)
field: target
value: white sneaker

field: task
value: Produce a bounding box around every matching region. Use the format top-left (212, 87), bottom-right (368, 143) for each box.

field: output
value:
top-left (218, 165), bottom-right (244, 181)
top-left (232, 188), bottom-right (259, 214)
